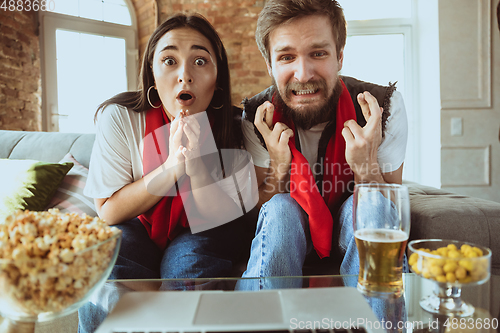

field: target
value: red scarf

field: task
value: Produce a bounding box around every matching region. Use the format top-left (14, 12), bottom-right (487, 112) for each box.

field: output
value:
top-left (138, 106), bottom-right (190, 250)
top-left (272, 79), bottom-right (356, 258)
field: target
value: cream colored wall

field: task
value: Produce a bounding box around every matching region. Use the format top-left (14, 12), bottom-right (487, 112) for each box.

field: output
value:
top-left (439, 0), bottom-right (500, 203)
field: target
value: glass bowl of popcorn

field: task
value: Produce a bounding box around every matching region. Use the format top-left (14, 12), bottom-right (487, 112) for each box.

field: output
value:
top-left (0, 209), bottom-right (121, 324)
top-left (408, 239), bottom-right (491, 317)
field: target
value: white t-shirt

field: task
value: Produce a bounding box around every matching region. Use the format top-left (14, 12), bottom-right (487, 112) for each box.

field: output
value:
top-left (242, 91), bottom-right (408, 174)
top-left (84, 104), bottom-right (254, 207)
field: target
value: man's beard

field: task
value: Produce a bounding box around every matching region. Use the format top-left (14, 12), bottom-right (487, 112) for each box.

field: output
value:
top-left (274, 77), bottom-right (343, 130)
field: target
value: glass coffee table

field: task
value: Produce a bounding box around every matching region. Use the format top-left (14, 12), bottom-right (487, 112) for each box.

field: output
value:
top-left (84, 273), bottom-right (494, 333)
top-left (0, 273), bottom-right (495, 333)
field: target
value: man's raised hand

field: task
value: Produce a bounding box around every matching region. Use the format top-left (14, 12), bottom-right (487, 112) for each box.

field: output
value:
top-left (254, 101), bottom-right (294, 178)
top-left (341, 91), bottom-right (384, 183)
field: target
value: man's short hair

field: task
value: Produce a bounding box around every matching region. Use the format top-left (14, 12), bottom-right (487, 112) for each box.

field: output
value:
top-left (256, 0), bottom-right (347, 65)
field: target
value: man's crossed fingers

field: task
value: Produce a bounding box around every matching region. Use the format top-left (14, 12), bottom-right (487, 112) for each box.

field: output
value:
top-left (254, 101), bottom-right (294, 168)
top-left (342, 91), bottom-right (383, 146)
top-left (341, 91), bottom-right (384, 181)
top-left (254, 101), bottom-right (294, 149)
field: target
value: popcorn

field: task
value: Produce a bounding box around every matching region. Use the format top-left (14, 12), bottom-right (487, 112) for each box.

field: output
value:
top-left (0, 209), bottom-right (120, 315)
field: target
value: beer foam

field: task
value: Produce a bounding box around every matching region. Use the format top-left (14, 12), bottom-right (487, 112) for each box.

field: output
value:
top-left (355, 229), bottom-right (408, 243)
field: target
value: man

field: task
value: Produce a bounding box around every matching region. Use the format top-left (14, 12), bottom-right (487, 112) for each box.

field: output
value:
top-left (239, 0), bottom-right (408, 286)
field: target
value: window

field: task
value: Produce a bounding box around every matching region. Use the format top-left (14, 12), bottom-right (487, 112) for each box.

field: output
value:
top-left (339, 0), bottom-right (428, 184)
top-left (40, 0), bottom-right (138, 133)
top-left (52, 0), bottom-right (133, 26)
top-left (341, 0), bottom-right (411, 20)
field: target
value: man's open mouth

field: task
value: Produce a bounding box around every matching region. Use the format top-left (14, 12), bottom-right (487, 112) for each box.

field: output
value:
top-left (292, 89), bottom-right (319, 96)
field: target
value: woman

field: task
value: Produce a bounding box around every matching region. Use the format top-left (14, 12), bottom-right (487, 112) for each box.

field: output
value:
top-left (78, 12), bottom-right (256, 332)
top-left (84, 13), bottom-right (255, 281)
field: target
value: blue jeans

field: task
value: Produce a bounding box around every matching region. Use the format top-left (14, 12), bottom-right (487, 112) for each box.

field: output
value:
top-left (235, 194), bottom-right (311, 290)
top-left (236, 193), bottom-right (408, 331)
top-left (236, 193), bottom-right (353, 290)
top-left (79, 217), bottom-right (248, 333)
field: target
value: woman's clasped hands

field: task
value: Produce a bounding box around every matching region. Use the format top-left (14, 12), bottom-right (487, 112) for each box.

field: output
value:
top-left (168, 110), bottom-right (207, 179)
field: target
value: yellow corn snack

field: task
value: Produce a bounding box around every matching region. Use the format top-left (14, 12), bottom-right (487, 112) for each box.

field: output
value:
top-left (411, 242), bottom-right (488, 284)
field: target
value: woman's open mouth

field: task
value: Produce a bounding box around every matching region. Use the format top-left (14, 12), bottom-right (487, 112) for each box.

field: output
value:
top-left (176, 91), bottom-right (196, 106)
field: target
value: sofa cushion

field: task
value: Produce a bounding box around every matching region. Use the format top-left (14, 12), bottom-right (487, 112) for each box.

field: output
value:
top-left (0, 159), bottom-right (73, 220)
top-left (46, 153), bottom-right (97, 217)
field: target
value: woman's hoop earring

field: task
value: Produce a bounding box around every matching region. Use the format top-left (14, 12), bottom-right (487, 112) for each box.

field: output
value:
top-left (147, 86), bottom-right (162, 109)
top-left (210, 87), bottom-right (224, 110)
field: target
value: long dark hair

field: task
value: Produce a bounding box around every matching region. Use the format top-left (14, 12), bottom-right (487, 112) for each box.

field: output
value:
top-left (95, 13), bottom-right (236, 150)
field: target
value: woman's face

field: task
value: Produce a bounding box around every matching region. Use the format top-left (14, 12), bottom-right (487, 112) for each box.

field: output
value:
top-left (152, 27), bottom-right (218, 120)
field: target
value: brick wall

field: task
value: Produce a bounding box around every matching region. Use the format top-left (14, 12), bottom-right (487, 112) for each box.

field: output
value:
top-left (0, 10), bottom-right (41, 131)
top-left (157, 0), bottom-right (271, 105)
top-left (131, 0), bottom-right (157, 60)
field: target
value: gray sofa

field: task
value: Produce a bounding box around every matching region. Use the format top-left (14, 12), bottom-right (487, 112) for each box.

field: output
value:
top-left (1, 129), bottom-right (500, 319)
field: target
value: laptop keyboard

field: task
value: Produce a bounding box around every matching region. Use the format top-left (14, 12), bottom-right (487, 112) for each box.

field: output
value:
top-left (111, 328), bottom-right (368, 333)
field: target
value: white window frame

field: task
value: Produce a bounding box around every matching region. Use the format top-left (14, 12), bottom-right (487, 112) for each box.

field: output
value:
top-left (39, 0), bottom-right (138, 132)
top-left (343, 0), bottom-right (441, 187)
top-left (345, 14), bottom-right (419, 183)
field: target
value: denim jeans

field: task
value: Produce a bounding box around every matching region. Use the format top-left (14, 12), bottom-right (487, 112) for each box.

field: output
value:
top-left (236, 193), bottom-right (408, 332)
top-left (235, 194), bottom-right (311, 290)
top-left (79, 217), bottom-right (248, 333)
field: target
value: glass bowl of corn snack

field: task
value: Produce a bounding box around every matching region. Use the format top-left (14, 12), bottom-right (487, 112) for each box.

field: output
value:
top-left (408, 239), bottom-right (491, 317)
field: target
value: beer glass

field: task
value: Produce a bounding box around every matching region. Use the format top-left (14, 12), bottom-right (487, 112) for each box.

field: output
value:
top-left (353, 183), bottom-right (410, 297)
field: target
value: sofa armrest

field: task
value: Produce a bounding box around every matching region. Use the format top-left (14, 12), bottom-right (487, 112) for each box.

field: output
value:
top-left (0, 130), bottom-right (95, 169)
top-left (406, 182), bottom-right (500, 276)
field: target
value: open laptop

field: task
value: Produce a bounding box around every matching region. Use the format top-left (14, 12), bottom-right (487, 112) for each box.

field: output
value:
top-left (95, 286), bottom-right (385, 333)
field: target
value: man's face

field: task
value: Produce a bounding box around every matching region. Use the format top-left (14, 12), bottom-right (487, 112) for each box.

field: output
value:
top-left (267, 15), bottom-right (344, 128)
